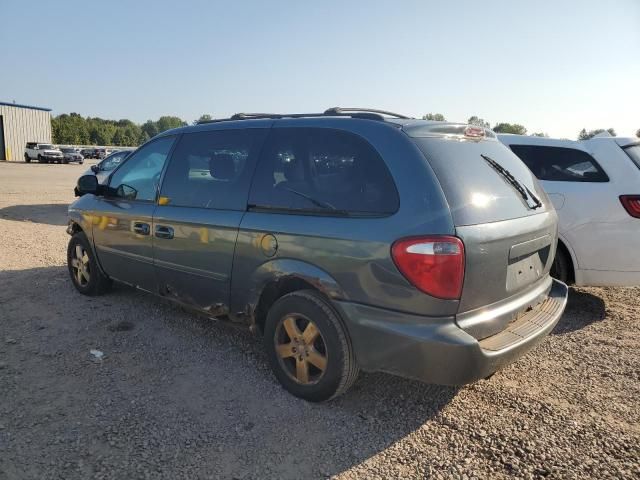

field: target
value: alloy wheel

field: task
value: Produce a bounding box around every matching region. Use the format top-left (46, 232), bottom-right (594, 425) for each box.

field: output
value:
top-left (274, 314), bottom-right (328, 385)
top-left (71, 244), bottom-right (90, 287)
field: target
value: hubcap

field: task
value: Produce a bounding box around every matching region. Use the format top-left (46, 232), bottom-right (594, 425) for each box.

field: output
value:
top-left (274, 314), bottom-right (328, 385)
top-left (71, 244), bottom-right (90, 287)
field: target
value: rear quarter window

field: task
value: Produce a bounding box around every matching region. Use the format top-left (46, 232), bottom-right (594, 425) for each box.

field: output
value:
top-left (623, 145), bottom-right (640, 169)
top-left (249, 128), bottom-right (399, 216)
top-left (509, 145), bottom-right (609, 182)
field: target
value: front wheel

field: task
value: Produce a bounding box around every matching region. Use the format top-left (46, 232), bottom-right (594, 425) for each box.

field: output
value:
top-left (67, 232), bottom-right (112, 295)
top-left (263, 290), bottom-right (359, 402)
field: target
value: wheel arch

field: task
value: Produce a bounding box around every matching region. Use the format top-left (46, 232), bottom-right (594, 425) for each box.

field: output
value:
top-left (236, 259), bottom-right (348, 335)
top-left (556, 235), bottom-right (576, 284)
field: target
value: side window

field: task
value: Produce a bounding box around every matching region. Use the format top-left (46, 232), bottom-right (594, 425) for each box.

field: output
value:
top-left (108, 136), bottom-right (175, 201)
top-left (249, 128), bottom-right (399, 215)
top-left (159, 128), bottom-right (265, 210)
top-left (624, 145), bottom-right (640, 170)
top-left (509, 145), bottom-right (609, 182)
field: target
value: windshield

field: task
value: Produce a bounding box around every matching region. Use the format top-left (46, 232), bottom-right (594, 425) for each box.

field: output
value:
top-left (61, 148), bottom-right (74, 153)
top-left (39, 144), bottom-right (54, 150)
top-left (624, 145), bottom-right (640, 169)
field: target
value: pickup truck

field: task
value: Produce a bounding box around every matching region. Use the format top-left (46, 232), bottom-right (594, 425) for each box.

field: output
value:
top-left (25, 143), bottom-right (65, 163)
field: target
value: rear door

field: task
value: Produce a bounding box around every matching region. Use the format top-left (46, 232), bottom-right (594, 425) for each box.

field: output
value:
top-left (152, 127), bottom-right (268, 313)
top-left (91, 135), bottom-right (176, 292)
top-left (409, 135), bottom-right (557, 316)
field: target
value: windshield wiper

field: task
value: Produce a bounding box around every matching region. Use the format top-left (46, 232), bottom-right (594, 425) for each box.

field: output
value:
top-left (481, 154), bottom-right (542, 210)
top-left (278, 186), bottom-right (341, 212)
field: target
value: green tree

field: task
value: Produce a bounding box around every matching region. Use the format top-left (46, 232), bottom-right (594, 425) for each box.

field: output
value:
top-left (493, 123), bottom-right (527, 135)
top-left (141, 120), bottom-right (159, 139)
top-left (194, 114), bottom-right (213, 124)
top-left (578, 128), bottom-right (616, 140)
top-left (156, 116), bottom-right (187, 133)
top-left (422, 113), bottom-right (446, 121)
top-left (467, 116), bottom-right (490, 128)
top-left (635, 128), bottom-right (640, 138)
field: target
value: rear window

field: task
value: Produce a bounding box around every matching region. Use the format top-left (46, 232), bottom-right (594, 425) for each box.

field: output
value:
top-left (249, 128), bottom-right (399, 216)
top-left (411, 138), bottom-right (549, 226)
top-left (509, 145), bottom-right (609, 182)
top-left (624, 144), bottom-right (640, 169)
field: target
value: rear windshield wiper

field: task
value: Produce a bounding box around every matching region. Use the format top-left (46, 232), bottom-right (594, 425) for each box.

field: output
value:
top-left (481, 154), bottom-right (542, 210)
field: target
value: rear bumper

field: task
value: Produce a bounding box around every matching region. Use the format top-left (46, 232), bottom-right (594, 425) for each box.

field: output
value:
top-left (334, 279), bottom-right (568, 385)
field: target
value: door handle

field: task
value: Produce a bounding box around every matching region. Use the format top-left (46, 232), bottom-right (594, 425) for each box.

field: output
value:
top-left (133, 222), bottom-right (150, 236)
top-left (155, 225), bottom-right (174, 239)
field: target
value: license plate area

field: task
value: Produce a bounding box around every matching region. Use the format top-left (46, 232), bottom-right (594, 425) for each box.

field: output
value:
top-left (506, 243), bottom-right (550, 292)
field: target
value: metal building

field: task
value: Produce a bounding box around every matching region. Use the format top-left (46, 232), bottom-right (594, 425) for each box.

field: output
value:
top-left (0, 101), bottom-right (52, 161)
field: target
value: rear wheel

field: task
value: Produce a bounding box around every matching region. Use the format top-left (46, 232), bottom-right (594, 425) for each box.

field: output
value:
top-left (551, 246), bottom-right (571, 284)
top-left (67, 232), bottom-right (112, 295)
top-left (263, 290), bottom-right (359, 402)
top-left (24, 154), bottom-right (31, 163)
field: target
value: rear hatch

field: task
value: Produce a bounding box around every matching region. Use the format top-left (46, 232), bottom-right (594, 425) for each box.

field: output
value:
top-left (405, 124), bottom-right (557, 336)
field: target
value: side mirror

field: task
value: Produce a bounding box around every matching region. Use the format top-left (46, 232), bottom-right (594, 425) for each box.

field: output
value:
top-left (76, 174), bottom-right (99, 196)
top-left (90, 164), bottom-right (99, 173)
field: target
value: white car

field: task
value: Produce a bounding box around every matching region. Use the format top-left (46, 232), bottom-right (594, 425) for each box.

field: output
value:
top-left (499, 134), bottom-right (640, 287)
top-left (24, 142), bottom-right (65, 163)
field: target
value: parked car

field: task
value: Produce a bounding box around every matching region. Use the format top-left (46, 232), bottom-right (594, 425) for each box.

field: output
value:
top-left (68, 108), bottom-right (568, 402)
top-left (499, 134), bottom-right (640, 287)
top-left (81, 148), bottom-right (97, 159)
top-left (60, 147), bottom-right (84, 164)
top-left (96, 148), bottom-right (111, 159)
top-left (24, 142), bottom-right (64, 163)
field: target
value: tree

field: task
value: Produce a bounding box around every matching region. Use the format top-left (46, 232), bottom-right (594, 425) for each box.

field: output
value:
top-left (493, 123), bottom-right (527, 135)
top-left (467, 116), bottom-right (490, 128)
top-left (156, 116), bottom-right (187, 133)
top-left (531, 132), bottom-right (549, 137)
top-left (141, 120), bottom-right (159, 139)
top-left (635, 128), bottom-right (640, 138)
top-left (194, 114), bottom-right (213, 125)
top-left (422, 113), bottom-right (446, 121)
top-left (578, 128), bottom-right (616, 140)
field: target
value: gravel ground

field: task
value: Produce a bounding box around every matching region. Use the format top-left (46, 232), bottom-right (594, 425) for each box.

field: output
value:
top-left (0, 161), bottom-right (639, 479)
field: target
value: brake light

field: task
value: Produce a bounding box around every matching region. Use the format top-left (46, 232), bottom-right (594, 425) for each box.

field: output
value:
top-left (391, 236), bottom-right (465, 299)
top-left (464, 126), bottom-right (485, 139)
top-left (620, 195), bottom-right (640, 218)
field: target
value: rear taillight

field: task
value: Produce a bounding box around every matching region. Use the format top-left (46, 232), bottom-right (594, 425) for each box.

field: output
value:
top-left (391, 236), bottom-right (465, 299)
top-left (620, 195), bottom-right (640, 218)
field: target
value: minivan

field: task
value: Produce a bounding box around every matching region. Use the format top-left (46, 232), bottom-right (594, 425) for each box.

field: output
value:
top-left (69, 108), bottom-right (568, 401)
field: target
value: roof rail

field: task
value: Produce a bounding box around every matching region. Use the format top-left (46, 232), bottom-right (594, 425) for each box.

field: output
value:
top-left (324, 107), bottom-right (411, 119)
top-left (195, 107), bottom-right (412, 125)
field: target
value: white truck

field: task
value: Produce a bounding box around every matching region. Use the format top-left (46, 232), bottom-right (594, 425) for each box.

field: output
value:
top-left (24, 142), bottom-right (65, 163)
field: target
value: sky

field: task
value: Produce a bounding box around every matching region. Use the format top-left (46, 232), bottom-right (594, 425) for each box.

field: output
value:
top-left (1, 0), bottom-right (638, 139)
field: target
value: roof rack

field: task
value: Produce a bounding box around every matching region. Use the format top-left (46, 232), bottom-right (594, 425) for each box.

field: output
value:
top-left (323, 107), bottom-right (411, 119)
top-left (196, 107), bottom-right (413, 124)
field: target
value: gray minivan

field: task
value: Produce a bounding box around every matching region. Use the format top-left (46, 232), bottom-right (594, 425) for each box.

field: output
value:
top-left (68, 108), bottom-right (568, 402)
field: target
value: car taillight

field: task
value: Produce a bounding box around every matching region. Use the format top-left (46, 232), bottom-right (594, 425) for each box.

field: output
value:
top-left (620, 195), bottom-right (640, 218)
top-left (391, 236), bottom-right (465, 299)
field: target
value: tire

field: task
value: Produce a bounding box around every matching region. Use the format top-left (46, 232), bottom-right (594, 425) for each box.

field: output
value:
top-left (67, 232), bottom-right (112, 295)
top-left (63, 159), bottom-right (69, 164)
top-left (24, 154), bottom-right (31, 163)
top-left (38, 154), bottom-right (44, 163)
top-left (551, 246), bottom-right (571, 284)
top-left (263, 290), bottom-right (359, 402)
